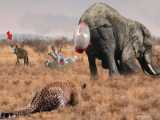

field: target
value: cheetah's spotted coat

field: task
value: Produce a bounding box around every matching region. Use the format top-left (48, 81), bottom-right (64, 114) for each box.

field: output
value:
top-left (0, 81), bottom-right (79, 119)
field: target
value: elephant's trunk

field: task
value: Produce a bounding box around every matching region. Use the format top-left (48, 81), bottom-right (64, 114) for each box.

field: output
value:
top-left (138, 51), bottom-right (160, 76)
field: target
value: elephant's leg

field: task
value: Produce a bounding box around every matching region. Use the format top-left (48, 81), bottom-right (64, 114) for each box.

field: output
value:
top-left (120, 58), bottom-right (140, 74)
top-left (87, 53), bottom-right (98, 80)
top-left (121, 45), bottom-right (140, 74)
top-left (102, 52), bottom-right (119, 76)
top-left (97, 26), bottom-right (119, 76)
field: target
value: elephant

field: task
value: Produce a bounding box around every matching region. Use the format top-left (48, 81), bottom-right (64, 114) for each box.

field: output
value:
top-left (74, 2), bottom-right (160, 80)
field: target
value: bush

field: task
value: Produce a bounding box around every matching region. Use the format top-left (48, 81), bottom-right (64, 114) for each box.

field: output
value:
top-left (21, 37), bottom-right (73, 53)
top-left (22, 40), bottom-right (50, 53)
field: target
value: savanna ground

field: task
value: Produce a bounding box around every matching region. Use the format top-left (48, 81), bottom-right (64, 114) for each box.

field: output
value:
top-left (0, 43), bottom-right (160, 120)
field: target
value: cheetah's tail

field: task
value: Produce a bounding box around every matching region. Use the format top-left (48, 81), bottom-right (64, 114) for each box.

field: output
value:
top-left (0, 106), bottom-right (35, 119)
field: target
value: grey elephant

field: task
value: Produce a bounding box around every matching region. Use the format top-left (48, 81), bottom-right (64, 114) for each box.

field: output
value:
top-left (74, 2), bottom-right (160, 79)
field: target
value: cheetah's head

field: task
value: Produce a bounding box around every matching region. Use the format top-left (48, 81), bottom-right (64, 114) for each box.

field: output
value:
top-left (70, 83), bottom-right (87, 106)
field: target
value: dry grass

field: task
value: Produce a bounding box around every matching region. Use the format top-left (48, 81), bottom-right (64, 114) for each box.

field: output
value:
top-left (0, 45), bottom-right (160, 120)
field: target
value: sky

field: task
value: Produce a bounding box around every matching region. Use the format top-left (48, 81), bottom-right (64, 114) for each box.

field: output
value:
top-left (0, 0), bottom-right (159, 37)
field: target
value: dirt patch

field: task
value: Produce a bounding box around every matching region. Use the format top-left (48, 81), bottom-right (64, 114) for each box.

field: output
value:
top-left (0, 45), bottom-right (160, 120)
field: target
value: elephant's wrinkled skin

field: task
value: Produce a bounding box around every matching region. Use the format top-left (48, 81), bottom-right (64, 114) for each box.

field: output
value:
top-left (76, 2), bottom-right (160, 79)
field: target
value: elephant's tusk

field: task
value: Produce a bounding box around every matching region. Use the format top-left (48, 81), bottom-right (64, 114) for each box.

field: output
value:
top-left (147, 64), bottom-right (157, 75)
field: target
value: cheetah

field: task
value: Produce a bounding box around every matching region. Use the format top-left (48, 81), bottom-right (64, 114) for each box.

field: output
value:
top-left (14, 45), bottom-right (29, 65)
top-left (0, 81), bottom-right (82, 119)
